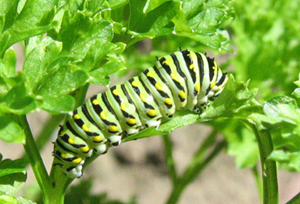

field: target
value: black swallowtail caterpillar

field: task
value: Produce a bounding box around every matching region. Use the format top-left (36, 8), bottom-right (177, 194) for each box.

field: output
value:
top-left (52, 49), bottom-right (228, 178)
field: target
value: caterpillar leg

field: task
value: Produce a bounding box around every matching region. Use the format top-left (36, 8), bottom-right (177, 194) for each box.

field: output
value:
top-left (52, 150), bottom-right (85, 178)
top-left (108, 135), bottom-right (122, 146)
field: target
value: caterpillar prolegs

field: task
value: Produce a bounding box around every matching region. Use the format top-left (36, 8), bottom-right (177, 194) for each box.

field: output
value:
top-left (52, 49), bottom-right (228, 178)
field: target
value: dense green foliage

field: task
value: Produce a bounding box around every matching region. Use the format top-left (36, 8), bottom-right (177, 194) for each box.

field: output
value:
top-left (0, 0), bottom-right (300, 203)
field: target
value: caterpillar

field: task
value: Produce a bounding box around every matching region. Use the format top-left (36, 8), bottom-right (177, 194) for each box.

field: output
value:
top-left (52, 49), bottom-right (228, 178)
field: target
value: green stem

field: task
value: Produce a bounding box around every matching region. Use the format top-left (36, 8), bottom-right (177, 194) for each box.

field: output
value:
top-left (165, 129), bottom-right (226, 204)
top-left (48, 166), bottom-right (74, 204)
top-left (182, 135), bottom-right (224, 185)
top-left (20, 115), bottom-right (52, 201)
top-left (246, 120), bottom-right (278, 204)
top-left (163, 134), bottom-right (177, 183)
top-left (21, 115), bottom-right (64, 163)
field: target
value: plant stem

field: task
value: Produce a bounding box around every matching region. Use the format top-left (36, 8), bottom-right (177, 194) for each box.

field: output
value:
top-left (165, 129), bottom-right (226, 204)
top-left (163, 134), bottom-right (177, 183)
top-left (182, 133), bottom-right (224, 185)
top-left (20, 115), bottom-right (52, 201)
top-left (49, 166), bottom-right (74, 204)
top-left (246, 119), bottom-right (278, 204)
top-left (21, 114), bottom-right (64, 163)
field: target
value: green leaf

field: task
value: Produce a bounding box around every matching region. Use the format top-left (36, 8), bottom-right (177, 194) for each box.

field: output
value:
top-left (0, 0), bottom-right (58, 56)
top-left (0, 83), bottom-right (36, 115)
top-left (128, 1), bottom-right (180, 34)
top-left (0, 156), bottom-right (35, 203)
top-left (0, 116), bottom-right (25, 143)
top-left (89, 60), bottom-right (126, 85)
top-left (56, 13), bottom-right (113, 57)
top-left (36, 66), bottom-right (88, 113)
top-left (0, 158), bottom-right (26, 178)
top-left (292, 88), bottom-right (300, 99)
top-left (269, 150), bottom-right (300, 172)
top-left (0, 171), bottom-right (26, 196)
top-left (0, 0), bottom-right (19, 33)
top-left (40, 95), bottom-right (75, 114)
top-left (77, 40), bottom-right (124, 74)
top-left (84, 0), bottom-right (106, 15)
top-left (107, 0), bottom-right (128, 9)
top-left (0, 158), bottom-right (27, 198)
top-left (143, 0), bottom-right (171, 13)
top-left (202, 74), bottom-right (257, 119)
top-left (0, 195), bottom-right (18, 204)
top-left (2, 48), bottom-right (16, 77)
top-left (182, 0), bottom-right (206, 20)
top-left (225, 122), bottom-right (259, 168)
top-left (230, 0), bottom-right (300, 98)
top-left (37, 67), bottom-right (88, 98)
top-left (16, 197), bottom-right (37, 204)
top-left (23, 36), bottom-right (62, 91)
top-left (0, 77), bottom-right (9, 99)
top-left (294, 74), bottom-right (300, 87)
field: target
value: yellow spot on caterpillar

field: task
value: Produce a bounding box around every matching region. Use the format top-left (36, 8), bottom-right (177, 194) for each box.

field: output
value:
top-left (131, 80), bottom-right (138, 87)
top-left (93, 136), bottom-right (103, 142)
top-left (155, 83), bottom-right (163, 91)
top-left (108, 125), bottom-right (118, 133)
top-left (93, 99), bottom-right (99, 105)
top-left (210, 81), bottom-right (216, 89)
top-left (82, 124), bottom-right (89, 132)
top-left (213, 61), bottom-right (217, 69)
top-left (189, 64), bottom-right (195, 70)
top-left (164, 98), bottom-right (172, 105)
top-left (74, 114), bottom-right (80, 120)
top-left (195, 83), bottom-right (200, 92)
top-left (120, 102), bottom-right (126, 111)
top-left (73, 157), bottom-right (82, 164)
top-left (61, 153), bottom-right (66, 159)
top-left (112, 89), bottom-right (119, 95)
top-left (163, 60), bottom-right (169, 65)
top-left (80, 146), bottom-right (90, 153)
top-left (100, 111), bottom-right (107, 120)
top-left (146, 72), bottom-right (154, 77)
top-left (127, 118), bottom-right (136, 125)
top-left (170, 73), bottom-right (180, 82)
top-left (140, 92), bottom-right (147, 102)
top-left (68, 137), bottom-right (75, 145)
top-left (170, 72), bottom-right (176, 79)
top-left (179, 91), bottom-right (186, 99)
top-left (147, 109), bottom-right (157, 117)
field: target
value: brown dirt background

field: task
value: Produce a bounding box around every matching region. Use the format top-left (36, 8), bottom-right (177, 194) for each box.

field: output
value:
top-left (1, 44), bottom-right (300, 203)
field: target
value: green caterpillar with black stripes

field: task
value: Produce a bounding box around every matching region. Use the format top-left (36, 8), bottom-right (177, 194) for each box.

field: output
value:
top-left (52, 49), bottom-right (228, 178)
